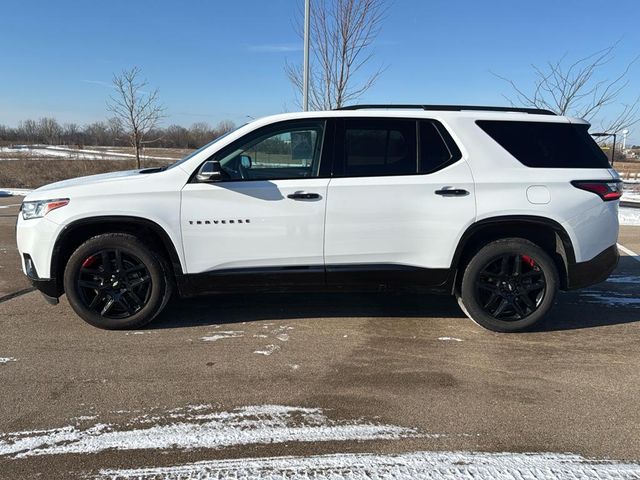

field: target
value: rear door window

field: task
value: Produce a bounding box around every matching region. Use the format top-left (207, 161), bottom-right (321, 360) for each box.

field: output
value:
top-left (476, 120), bottom-right (609, 168)
top-left (419, 121), bottom-right (460, 173)
top-left (341, 119), bottom-right (417, 176)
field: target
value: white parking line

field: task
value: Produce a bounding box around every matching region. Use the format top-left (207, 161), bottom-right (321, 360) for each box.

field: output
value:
top-left (617, 243), bottom-right (640, 263)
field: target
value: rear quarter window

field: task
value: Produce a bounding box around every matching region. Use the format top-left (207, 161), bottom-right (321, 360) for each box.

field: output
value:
top-left (476, 120), bottom-right (610, 168)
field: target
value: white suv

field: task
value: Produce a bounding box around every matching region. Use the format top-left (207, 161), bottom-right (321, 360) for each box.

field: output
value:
top-left (16, 105), bottom-right (622, 332)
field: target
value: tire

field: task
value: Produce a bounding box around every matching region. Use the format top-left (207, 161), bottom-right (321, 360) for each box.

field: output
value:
top-left (63, 233), bottom-right (172, 330)
top-left (458, 238), bottom-right (558, 333)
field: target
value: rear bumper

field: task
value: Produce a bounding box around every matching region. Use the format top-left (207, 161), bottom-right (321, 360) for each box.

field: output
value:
top-left (566, 244), bottom-right (619, 290)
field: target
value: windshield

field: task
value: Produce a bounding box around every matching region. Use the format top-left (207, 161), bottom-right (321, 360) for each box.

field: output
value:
top-left (165, 125), bottom-right (245, 170)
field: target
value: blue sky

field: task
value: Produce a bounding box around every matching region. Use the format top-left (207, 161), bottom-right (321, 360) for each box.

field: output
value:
top-left (1, 0), bottom-right (639, 136)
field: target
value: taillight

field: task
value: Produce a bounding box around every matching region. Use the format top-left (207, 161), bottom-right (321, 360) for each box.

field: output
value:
top-left (571, 180), bottom-right (622, 201)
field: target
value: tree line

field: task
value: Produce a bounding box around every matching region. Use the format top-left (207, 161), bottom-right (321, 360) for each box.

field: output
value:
top-left (0, 117), bottom-right (236, 150)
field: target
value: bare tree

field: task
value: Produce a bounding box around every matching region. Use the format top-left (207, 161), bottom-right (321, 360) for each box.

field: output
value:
top-left (107, 67), bottom-right (166, 168)
top-left (64, 123), bottom-right (82, 146)
top-left (495, 43), bottom-right (640, 133)
top-left (19, 119), bottom-right (38, 144)
top-left (38, 117), bottom-right (62, 145)
top-left (286, 0), bottom-right (387, 110)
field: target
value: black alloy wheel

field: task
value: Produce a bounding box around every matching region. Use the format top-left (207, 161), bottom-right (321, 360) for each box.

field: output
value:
top-left (475, 253), bottom-right (546, 321)
top-left (77, 249), bottom-right (152, 318)
top-left (458, 238), bottom-right (559, 332)
top-left (64, 233), bottom-right (172, 329)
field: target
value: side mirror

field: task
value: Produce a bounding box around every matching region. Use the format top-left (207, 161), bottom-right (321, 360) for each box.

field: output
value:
top-left (240, 154), bottom-right (252, 169)
top-left (196, 160), bottom-right (223, 182)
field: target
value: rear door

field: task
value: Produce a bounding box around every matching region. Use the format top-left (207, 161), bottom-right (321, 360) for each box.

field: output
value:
top-left (324, 117), bottom-right (476, 287)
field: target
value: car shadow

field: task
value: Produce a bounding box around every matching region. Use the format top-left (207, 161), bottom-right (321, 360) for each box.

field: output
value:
top-left (150, 291), bottom-right (466, 329)
top-left (149, 256), bottom-right (639, 332)
top-left (533, 256), bottom-right (640, 332)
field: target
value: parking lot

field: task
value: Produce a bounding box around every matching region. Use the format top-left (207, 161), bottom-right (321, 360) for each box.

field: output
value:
top-left (1, 194), bottom-right (640, 479)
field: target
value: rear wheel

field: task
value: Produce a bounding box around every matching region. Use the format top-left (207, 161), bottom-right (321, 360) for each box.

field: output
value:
top-left (458, 238), bottom-right (558, 332)
top-left (63, 233), bottom-right (172, 329)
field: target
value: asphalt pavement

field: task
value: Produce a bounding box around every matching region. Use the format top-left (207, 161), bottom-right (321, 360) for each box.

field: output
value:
top-left (1, 194), bottom-right (639, 479)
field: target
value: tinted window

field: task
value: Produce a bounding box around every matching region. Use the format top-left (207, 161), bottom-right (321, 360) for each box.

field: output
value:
top-left (420, 121), bottom-right (454, 173)
top-left (214, 122), bottom-right (324, 180)
top-left (343, 120), bottom-right (417, 176)
top-left (477, 120), bottom-right (609, 168)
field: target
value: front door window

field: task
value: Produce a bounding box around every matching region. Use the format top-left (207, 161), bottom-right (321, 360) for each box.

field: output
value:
top-left (214, 123), bottom-right (325, 181)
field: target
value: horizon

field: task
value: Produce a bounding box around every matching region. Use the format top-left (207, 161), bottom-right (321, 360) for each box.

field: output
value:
top-left (1, 0), bottom-right (640, 141)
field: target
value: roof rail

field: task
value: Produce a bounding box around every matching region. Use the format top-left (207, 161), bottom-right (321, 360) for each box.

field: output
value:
top-left (336, 104), bottom-right (557, 115)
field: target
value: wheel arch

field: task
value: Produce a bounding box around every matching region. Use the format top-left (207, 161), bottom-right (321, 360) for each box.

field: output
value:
top-left (51, 216), bottom-right (184, 296)
top-left (451, 215), bottom-right (576, 293)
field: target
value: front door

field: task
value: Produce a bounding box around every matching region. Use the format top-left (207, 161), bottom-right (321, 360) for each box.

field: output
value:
top-left (181, 119), bottom-right (330, 288)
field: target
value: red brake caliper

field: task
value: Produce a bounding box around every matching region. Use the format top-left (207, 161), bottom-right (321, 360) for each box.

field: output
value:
top-left (82, 255), bottom-right (97, 268)
top-left (521, 255), bottom-right (536, 267)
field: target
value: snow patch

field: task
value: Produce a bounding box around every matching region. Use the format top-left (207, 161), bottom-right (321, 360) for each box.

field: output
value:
top-left (98, 450), bottom-right (640, 480)
top-left (622, 187), bottom-right (640, 203)
top-left (580, 291), bottom-right (640, 307)
top-left (619, 207), bottom-right (640, 226)
top-left (0, 357), bottom-right (16, 364)
top-left (0, 188), bottom-right (32, 197)
top-left (254, 344), bottom-right (280, 355)
top-left (0, 405), bottom-right (421, 459)
top-left (438, 337), bottom-right (463, 342)
top-left (72, 415), bottom-right (98, 422)
top-left (606, 275), bottom-right (640, 284)
top-left (201, 331), bottom-right (244, 342)
top-left (0, 145), bottom-right (175, 162)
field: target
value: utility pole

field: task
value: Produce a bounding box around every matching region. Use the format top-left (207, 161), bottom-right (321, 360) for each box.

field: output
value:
top-left (303, 0), bottom-right (310, 111)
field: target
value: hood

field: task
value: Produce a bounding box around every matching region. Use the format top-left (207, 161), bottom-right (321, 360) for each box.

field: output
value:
top-left (28, 169), bottom-right (149, 198)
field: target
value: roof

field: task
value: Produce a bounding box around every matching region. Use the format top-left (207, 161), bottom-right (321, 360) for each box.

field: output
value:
top-left (248, 107), bottom-right (586, 127)
top-left (336, 104), bottom-right (556, 115)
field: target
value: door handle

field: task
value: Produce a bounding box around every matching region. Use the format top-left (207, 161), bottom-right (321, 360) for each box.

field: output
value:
top-left (434, 188), bottom-right (469, 197)
top-left (287, 191), bottom-right (321, 200)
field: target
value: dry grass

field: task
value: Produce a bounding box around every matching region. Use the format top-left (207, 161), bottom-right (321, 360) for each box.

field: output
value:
top-left (0, 159), bottom-right (171, 189)
top-left (616, 159), bottom-right (640, 174)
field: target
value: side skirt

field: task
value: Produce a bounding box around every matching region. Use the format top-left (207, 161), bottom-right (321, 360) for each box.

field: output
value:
top-left (176, 264), bottom-right (454, 298)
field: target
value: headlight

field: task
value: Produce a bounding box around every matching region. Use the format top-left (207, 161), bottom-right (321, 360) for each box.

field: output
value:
top-left (21, 198), bottom-right (70, 220)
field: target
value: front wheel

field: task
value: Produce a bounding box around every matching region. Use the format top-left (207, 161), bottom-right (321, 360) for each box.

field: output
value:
top-left (63, 233), bottom-right (172, 329)
top-left (458, 238), bottom-right (559, 332)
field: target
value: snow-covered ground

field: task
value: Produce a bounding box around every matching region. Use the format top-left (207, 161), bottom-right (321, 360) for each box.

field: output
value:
top-left (623, 190), bottom-right (640, 203)
top-left (1, 403), bottom-right (638, 479)
top-left (623, 181), bottom-right (640, 203)
top-left (0, 188), bottom-right (32, 197)
top-left (98, 451), bottom-right (640, 480)
top-left (0, 145), bottom-right (176, 161)
top-left (619, 207), bottom-right (640, 226)
top-left (0, 405), bottom-right (423, 459)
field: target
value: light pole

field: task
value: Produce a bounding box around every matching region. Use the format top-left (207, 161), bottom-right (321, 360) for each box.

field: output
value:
top-left (303, 0), bottom-right (310, 111)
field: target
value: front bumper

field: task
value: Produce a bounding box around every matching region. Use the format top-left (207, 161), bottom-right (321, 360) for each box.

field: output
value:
top-left (23, 253), bottom-right (60, 304)
top-left (566, 244), bottom-right (619, 290)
